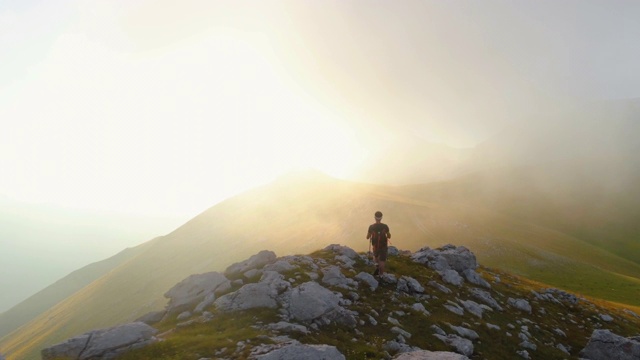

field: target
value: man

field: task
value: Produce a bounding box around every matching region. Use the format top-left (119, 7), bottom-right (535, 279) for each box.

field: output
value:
top-left (367, 211), bottom-right (391, 276)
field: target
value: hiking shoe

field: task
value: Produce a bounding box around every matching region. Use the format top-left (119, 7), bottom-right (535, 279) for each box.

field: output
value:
top-left (373, 267), bottom-right (379, 276)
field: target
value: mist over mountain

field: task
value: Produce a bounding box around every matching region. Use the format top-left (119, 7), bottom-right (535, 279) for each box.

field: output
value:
top-left (0, 198), bottom-right (183, 313)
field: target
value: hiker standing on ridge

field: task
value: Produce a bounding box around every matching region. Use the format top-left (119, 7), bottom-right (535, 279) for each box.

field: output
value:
top-left (367, 211), bottom-right (391, 276)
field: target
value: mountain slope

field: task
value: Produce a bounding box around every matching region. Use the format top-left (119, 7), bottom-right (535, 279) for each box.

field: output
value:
top-left (2, 172), bottom-right (640, 359)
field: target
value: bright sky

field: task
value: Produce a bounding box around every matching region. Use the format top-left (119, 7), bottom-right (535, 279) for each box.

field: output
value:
top-left (2, 0), bottom-right (639, 218)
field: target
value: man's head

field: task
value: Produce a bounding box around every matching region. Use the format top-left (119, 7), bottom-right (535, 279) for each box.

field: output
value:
top-left (375, 211), bottom-right (383, 222)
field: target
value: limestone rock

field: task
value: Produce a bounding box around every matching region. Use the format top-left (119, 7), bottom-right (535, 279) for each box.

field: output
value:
top-left (507, 298), bottom-right (532, 313)
top-left (322, 266), bottom-right (357, 288)
top-left (225, 250), bottom-right (277, 277)
top-left (355, 272), bottom-right (379, 291)
top-left (429, 280), bottom-right (452, 294)
top-left (393, 350), bottom-right (470, 359)
top-left (462, 269), bottom-right (491, 288)
top-left (470, 288), bottom-right (503, 311)
top-left (41, 322), bottom-right (157, 360)
top-left (136, 310), bottom-right (166, 325)
top-left (257, 343), bottom-right (345, 360)
top-left (433, 334), bottom-right (474, 357)
top-left (439, 269), bottom-right (464, 286)
top-left (580, 329), bottom-right (640, 360)
top-left (412, 245), bottom-right (478, 273)
top-left (263, 260), bottom-right (295, 273)
top-left (324, 244), bottom-right (359, 259)
top-left (215, 282), bottom-right (279, 311)
top-left (448, 325), bottom-right (479, 340)
top-left (397, 276), bottom-right (425, 294)
top-left (458, 300), bottom-right (484, 318)
top-left (164, 272), bottom-right (230, 315)
top-left (266, 321), bottom-right (309, 334)
top-left (286, 282), bottom-right (341, 322)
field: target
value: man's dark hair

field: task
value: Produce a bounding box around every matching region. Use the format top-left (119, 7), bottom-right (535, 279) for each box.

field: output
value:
top-left (375, 211), bottom-right (383, 218)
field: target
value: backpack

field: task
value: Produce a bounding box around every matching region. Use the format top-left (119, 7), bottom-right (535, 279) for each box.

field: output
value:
top-left (371, 225), bottom-right (387, 247)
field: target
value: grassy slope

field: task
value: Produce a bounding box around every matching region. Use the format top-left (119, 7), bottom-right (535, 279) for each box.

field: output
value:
top-left (0, 242), bottom-right (154, 340)
top-left (3, 172), bottom-right (639, 359)
top-left (119, 249), bottom-right (640, 360)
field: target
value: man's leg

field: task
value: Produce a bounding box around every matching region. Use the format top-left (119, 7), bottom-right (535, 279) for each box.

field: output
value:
top-left (378, 260), bottom-right (385, 275)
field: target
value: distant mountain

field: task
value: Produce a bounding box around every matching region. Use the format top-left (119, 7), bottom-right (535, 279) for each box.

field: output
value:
top-left (0, 197), bottom-right (182, 313)
top-left (3, 171), bottom-right (640, 359)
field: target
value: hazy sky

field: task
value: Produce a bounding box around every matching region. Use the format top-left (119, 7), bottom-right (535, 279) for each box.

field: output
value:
top-left (2, 0), bottom-right (640, 218)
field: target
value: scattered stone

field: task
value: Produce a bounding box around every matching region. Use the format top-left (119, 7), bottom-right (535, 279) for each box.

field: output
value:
top-left (266, 321), bottom-right (309, 334)
top-left (553, 328), bottom-right (566, 337)
top-left (433, 334), bottom-right (474, 357)
top-left (397, 276), bottom-right (425, 294)
top-left (462, 269), bottom-right (491, 288)
top-left (580, 329), bottom-right (640, 360)
top-left (444, 302), bottom-right (465, 316)
top-left (215, 282), bottom-right (279, 311)
top-left (391, 326), bottom-right (412, 339)
top-left (448, 325), bottom-right (479, 340)
top-left (355, 272), bottom-right (379, 291)
top-left (507, 298), bottom-right (532, 313)
top-left (381, 273), bottom-right (398, 284)
top-left (257, 343), bottom-right (345, 360)
top-left (426, 282), bottom-right (450, 297)
top-left (516, 349), bottom-right (530, 359)
top-left (459, 300), bottom-right (484, 318)
top-left (556, 343), bottom-right (570, 355)
top-left (600, 314), bottom-right (614, 322)
top-left (411, 303), bottom-right (430, 316)
top-left (486, 323), bottom-right (500, 330)
top-left (393, 350), bottom-right (470, 359)
top-left (431, 324), bottom-right (446, 336)
top-left (41, 322), bottom-right (158, 360)
top-left (470, 288), bottom-right (502, 311)
top-left (335, 255), bottom-right (356, 268)
top-left (519, 341), bottom-right (536, 351)
top-left (388, 246), bottom-right (400, 257)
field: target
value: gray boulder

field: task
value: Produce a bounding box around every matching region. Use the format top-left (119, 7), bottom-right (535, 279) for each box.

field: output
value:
top-left (324, 244), bottom-right (359, 259)
top-left (507, 298), bottom-right (532, 313)
top-left (448, 325), bottom-right (479, 340)
top-left (258, 343), bottom-right (345, 360)
top-left (135, 310), bottom-right (166, 325)
top-left (355, 272), bottom-right (379, 291)
top-left (429, 280), bottom-right (452, 294)
top-left (439, 269), bottom-right (464, 286)
top-left (393, 350), bottom-right (470, 359)
top-left (263, 260), bottom-right (295, 273)
top-left (412, 245), bottom-right (478, 273)
top-left (459, 299), bottom-right (484, 318)
top-left (215, 282), bottom-right (279, 312)
top-left (388, 246), bottom-right (400, 257)
top-left (433, 334), bottom-right (474, 357)
top-left (266, 321), bottom-right (309, 334)
top-left (286, 282), bottom-right (341, 322)
top-left (322, 266), bottom-right (357, 288)
top-left (397, 276), bottom-right (425, 294)
top-left (225, 250), bottom-right (277, 277)
top-left (470, 288), bottom-right (503, 311)
top-left (41, 322), bottom-right (157, 360)
top-left (164, 271), bottom-right (230, 315)
top-left (462, 269), bottom-right (491, 288)
top-left (580, 329), bottom-right (640, 360)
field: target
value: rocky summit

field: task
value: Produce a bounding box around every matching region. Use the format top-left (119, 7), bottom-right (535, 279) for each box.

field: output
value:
top-left (41, 244), bottom-right (640, 360)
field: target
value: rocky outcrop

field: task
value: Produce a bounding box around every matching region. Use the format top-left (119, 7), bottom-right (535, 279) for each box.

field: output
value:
top-left (412, 245), bottom-right (489, 289)
top-left (164, 271), bottom-right (230, 315)
top-left (580, 329), bottom-right (640, 360)
top-left (41, 322), bottom-right (157, 360)
top-left (225, 250), bottom-right (277, 277)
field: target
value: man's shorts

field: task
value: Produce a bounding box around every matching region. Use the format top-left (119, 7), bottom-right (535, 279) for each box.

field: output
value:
top-left (373, 244), bottom-right (388, 261)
